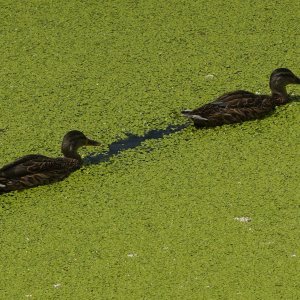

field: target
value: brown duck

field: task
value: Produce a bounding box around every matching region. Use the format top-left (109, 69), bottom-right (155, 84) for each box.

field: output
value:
top-left (182, 68), bottom-right (300, 128)
top-left (0, 130), bottom-right (100, 194)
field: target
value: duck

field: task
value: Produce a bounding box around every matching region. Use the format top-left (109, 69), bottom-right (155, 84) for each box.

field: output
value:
top-left (0, 130), bottom-right (100, 194)
top-left (182, 68), bottom-right (300, 128)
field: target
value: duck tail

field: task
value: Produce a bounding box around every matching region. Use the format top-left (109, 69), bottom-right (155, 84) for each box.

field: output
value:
top-left (181, 109), bottom-right (195, 118)
top-left (0, 179), bottom-right (7, 193)
top-left (181, 109), bottom-right (193, 115)
top-left (181, 110), bottom-right (208, 121)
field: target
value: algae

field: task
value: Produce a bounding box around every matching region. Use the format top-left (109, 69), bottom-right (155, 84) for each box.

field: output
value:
top-left (0, 0), bottom-right (299, 299)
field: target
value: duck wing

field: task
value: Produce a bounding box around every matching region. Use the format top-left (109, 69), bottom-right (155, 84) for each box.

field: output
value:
top-left (0, 155), bottom-right (45, 174)
top-left (206, 105), bottom-right (276, 125)
top-left (182, 91), bottom-right (269, 118)
top-left (0, 155), bottom-right (81, 193)
top-left (182, 94), bottom-right (275, 127)
top-left (213, 90), bottom-right (256, 103)
top-left (212, 91), bottom-right (269, 109)
top-left (0, 155), bottom-right (80, 179)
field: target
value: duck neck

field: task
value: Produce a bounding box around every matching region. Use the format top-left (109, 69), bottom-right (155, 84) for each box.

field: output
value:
top-left (62, 146), bottom-right (82, 162)
top-left (270, 83), bottom-right (288, 101)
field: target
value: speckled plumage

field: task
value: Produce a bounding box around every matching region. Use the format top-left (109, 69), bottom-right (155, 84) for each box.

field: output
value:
top-left (0, 131), bottom-right (100, 194)
top-left (182, 68), bottom-right (300, 128)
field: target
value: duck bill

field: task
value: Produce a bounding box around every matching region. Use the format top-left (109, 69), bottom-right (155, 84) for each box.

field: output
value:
top-left (86, 139), bottom-right (101, 146)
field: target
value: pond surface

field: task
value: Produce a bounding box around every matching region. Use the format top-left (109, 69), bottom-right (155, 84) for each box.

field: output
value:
top-left (0, 1), bottom-right (299, 299)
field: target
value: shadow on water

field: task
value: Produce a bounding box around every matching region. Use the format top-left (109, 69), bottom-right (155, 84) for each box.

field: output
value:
top-left (85, 94), bottom-right (299, 165)
top-left (85, 123), bottom-right (189, 165)
top-left (290, 95), bottom-right (300, 102)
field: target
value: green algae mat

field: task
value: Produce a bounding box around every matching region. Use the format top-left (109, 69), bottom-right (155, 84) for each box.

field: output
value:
top-left (1, 0), bottom-right (299, 299)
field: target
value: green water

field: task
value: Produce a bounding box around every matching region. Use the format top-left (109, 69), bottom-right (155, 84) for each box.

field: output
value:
top-left (0, 0), bottom-right (299, 299)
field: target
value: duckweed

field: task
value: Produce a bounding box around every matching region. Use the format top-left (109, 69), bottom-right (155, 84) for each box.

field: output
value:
top-left (0, 0), bottom-right (299, 299)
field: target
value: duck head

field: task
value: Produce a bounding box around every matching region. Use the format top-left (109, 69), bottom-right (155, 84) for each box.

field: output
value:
top-left (61, 130), bottom-right (100, 161)
top-left (269, 68), bottom-right (300, 99)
